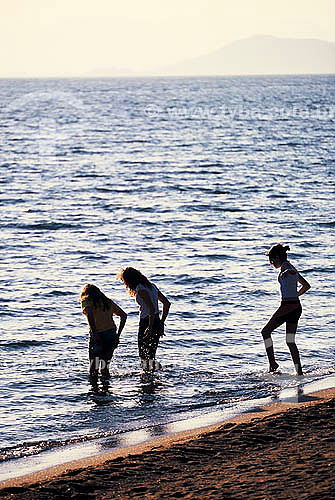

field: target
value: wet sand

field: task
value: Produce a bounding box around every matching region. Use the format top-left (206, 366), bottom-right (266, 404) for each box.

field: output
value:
top-left (1, 388), bottom-right (334, 499)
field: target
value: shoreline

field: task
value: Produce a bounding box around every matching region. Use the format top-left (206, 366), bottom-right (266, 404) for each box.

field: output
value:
top-left (1, 374), bottom-right (334, 485)
top-left (1, 385), bottom-right (334, 498)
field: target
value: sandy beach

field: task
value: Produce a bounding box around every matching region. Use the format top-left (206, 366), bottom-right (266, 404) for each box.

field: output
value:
top-left (1, 388), bottom-right (334, 500)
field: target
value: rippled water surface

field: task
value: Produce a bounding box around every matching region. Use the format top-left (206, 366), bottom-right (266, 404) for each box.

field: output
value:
top-left (0, 75), bottom-right (334, 468)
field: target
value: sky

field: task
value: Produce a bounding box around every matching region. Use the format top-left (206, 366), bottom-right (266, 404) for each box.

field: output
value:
top-left (0, 0), bottom-right (334, 77)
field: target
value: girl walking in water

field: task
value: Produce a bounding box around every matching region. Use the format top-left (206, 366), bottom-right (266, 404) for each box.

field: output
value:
top-left (119, 267), bottom-right (170, 371)
top-left (261, 244), bottom-right (310, 375)
top-left (80, 284), bottom-right (127, 379)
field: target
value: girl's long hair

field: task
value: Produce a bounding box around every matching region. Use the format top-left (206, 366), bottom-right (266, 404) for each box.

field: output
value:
top-left (80, 284), bottom-right (111, 311)
top-left (118, 267), bottom-right (152, 297)
top-left (266, 243), bottom-right (290, 262)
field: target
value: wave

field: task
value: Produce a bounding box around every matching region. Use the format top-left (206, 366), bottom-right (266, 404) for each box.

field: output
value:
top-left (0, 340), bottom-right (53, 350)
top-left (179, 204), bottom-right (244, 213)
top-left (43, 290), bottom-right (74, 297)
top-left (319, 221), bottom-right (335, 227)
top-left (95, 187), bottom-right (137, 194)
top-left (193, 253), bottom-right (236, 261)
top-left (303, 267), bottom-right (335, 274)
top-left (0, 432), bottom-right (115, 463)
top-left (74, 172), bottom-right (107, 178)
top-left (1, 198), bottom-right (26, 204)
top-left (1, 222), bottom-right (81, 231)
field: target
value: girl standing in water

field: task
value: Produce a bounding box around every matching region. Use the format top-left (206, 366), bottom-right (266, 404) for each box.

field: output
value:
top-left (261, 244), bottom-right (311, 375)
top-left (80, 284), bottom-right (127, 379)
top-left (119, 267), bottom-right (170, 371)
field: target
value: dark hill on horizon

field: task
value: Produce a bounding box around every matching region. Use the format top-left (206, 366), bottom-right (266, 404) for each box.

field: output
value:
top-left (156, 35), bottom-right (335, 76)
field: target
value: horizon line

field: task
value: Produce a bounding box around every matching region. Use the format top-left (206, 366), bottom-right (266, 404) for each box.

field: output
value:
top-left (0, 71), bottom-right (334, 80)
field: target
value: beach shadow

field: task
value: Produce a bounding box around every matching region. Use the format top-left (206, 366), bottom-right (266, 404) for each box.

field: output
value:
top-left (277, 384), bottom-right (321, 404)
top-left (243, 386), bottom-right (321, 415)
top-left (243, 406), bottom-right (268, 414)
top-left (280, 393), bottom-right (320, 404)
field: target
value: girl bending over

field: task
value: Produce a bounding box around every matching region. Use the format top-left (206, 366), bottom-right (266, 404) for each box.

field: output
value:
top-left (80, 284), bottom-right (127, 379)
top-left (119, 267), bottom-right (170, 371)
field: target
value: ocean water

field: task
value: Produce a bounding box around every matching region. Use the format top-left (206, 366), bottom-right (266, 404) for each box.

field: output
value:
top-left (0, 75), bottom-right (334, 476)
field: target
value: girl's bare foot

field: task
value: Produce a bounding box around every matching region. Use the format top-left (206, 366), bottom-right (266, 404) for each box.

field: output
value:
top-left (269, 362), bottom-right (279, 372)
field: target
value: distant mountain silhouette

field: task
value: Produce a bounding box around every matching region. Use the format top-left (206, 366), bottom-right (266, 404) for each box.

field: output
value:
top-left (157, 35), bottom-right (335, 76)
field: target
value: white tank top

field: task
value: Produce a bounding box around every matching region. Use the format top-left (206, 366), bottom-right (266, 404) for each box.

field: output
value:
top-left (135, 283), bottom-right (159, 319)
top-left (278, 260), bottom-right (299, 299)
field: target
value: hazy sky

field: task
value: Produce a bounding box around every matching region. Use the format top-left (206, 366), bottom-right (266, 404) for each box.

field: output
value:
top-left (1, 0), bottom-right (334, 77)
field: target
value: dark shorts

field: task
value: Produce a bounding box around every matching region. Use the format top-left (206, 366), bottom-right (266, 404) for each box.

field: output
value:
top-left (89, 328), bottom-right (118, 360)
top-left (138, 314), bottom-right (163, 360)
top-left (272, 300), bottom-right (302, 326)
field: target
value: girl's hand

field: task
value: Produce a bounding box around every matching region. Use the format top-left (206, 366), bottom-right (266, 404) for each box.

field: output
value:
top-left (143, 326), bottom-right (153, 339)
top-left (158, 320), bottom-right (165, 337)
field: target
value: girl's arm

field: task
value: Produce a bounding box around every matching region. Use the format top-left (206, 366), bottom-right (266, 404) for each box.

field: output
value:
top-left (158, 290), bottom-right (171, 323)
top-left (297, 274), bottom-right (311, 296)
top-left (110, 301), bottom-right (127, 337)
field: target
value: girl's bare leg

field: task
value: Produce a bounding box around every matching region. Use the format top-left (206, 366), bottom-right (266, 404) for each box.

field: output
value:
top-left (261, 318), bottom-right (280, 372)
top-left (286, 323), bottom-right (303, 375)
top-left (89, 356), bottom-right (99, 378)
top-left (100, 358), bottom-right (111, 379)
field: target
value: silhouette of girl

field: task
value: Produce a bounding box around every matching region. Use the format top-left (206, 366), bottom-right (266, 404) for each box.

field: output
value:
top-left (261, 244), bottom-right (310, 375)
top-left (80, 284), bottom-right (127, 379)
top-left (119, 267), bottom-right (170, 371)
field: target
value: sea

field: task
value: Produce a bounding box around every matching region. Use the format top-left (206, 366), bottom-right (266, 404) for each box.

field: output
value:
top-left (0, 74), bottom-right (334, 480)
